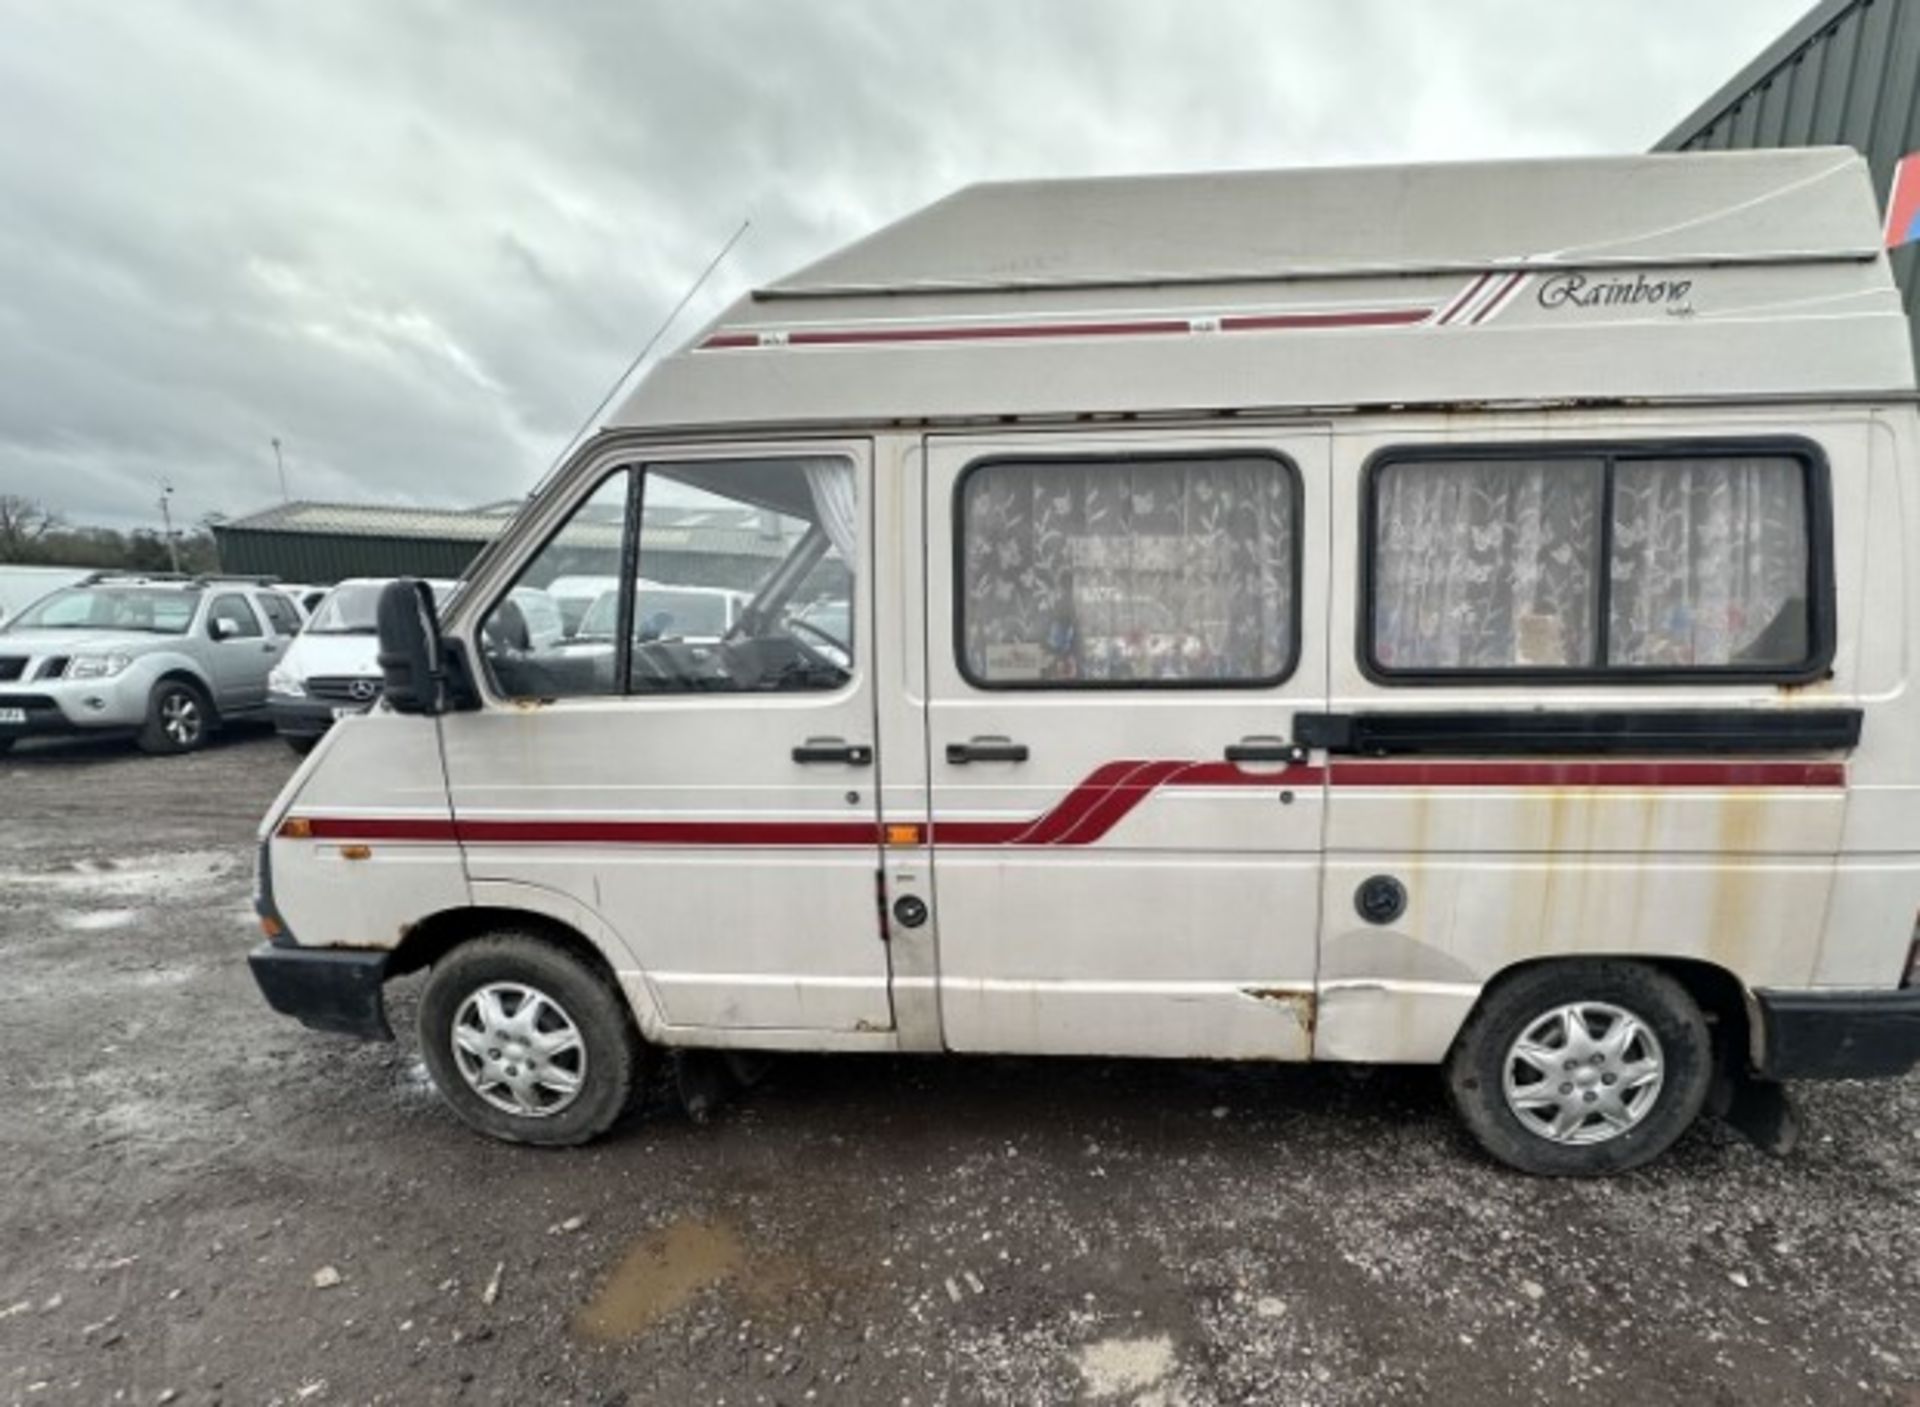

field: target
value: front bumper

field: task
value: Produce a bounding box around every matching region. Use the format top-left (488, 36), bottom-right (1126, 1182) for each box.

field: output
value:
top-left (1756, 987), bottom-right (1920, 1080)
top-left (0, 693), bottom-right (87, 738)
top-left (248, 942), bottom-right (393, 1041)
top-left (0, 679), bottom-right (148, 735)
top-left (269, 696), bottom-right (364, 739)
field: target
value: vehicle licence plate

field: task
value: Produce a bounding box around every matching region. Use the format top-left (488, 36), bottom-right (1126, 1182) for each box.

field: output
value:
top-left (0, 707), bottom-right (24, 726)
top-left (330, 706), bottom-right (362, 721)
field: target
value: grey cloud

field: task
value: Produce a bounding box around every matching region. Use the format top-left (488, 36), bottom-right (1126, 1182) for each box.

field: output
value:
top-left (0, 0), bottom-right (1810, 529)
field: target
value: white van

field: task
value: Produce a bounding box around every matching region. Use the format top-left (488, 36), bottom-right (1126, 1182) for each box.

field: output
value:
top-left (249, 150), bottom-right (1920, 1175)
top-left (268, 578), bottom-right (459, 751)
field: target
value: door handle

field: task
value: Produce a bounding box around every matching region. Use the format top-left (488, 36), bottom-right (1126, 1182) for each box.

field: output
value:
top-left (1224, 736), bottom-right (1307, 765)
top-left (946, 737), bottom-right (1029, 765)
top-left (792, 738), bottom-right (873, 766)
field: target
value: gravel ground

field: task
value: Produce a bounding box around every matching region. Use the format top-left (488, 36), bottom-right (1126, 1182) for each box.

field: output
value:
top-left (4, 730), bottom-right (1920, 1406)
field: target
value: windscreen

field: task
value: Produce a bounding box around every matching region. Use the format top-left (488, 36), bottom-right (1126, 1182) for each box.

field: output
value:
top-left (309, 581), bottom-right (447, 635)
top-left (305, 583), bottom-right (384, 635)
top-left (7, 587), bottom-right (196, 634)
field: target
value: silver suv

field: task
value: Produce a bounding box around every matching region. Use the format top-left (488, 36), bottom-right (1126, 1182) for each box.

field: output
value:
top-left (0, 572), bottom-right (305, 755)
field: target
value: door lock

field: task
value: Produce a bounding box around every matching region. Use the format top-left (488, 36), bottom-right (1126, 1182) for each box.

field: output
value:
top-left (891, 895), bottom-right (929, 929)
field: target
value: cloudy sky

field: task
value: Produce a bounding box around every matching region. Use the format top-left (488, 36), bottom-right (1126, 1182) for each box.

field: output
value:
top-left (0, 0), bottom-right (1810, 530)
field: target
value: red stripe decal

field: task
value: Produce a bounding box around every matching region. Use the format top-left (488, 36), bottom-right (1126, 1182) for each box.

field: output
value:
top-left (790, 318), bottom-right (1193, 346)
top-left (1437, 273), bottom-right (1493, 325)
top-left (1218, 308), bottom-right (1431, 332)
top-left (1051, 759), bottom-right (1188, 845)
top-left (1470, 272), bottom-right (1527, 325)
top-left (291, 759), bottom-right (1843, 850)
top-left (1009, 759), bottom-right (1152, 845)
top-left (303, 816), bottom-right (458, 842)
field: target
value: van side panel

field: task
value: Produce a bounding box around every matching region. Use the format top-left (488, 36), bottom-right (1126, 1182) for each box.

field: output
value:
top-left (1820, 407), bottom-right (1920, 986)
top-left (267, 714), bottom-right (470, 950)
top-left (1316, 410), bottom-right (1873, 1064)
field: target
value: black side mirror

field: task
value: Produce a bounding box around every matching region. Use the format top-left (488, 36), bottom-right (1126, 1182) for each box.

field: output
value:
top-left (376, 579), bottom-right (443, 715)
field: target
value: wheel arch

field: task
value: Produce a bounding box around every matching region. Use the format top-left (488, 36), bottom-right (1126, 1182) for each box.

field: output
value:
top-left (151, 665), bottom-right (221, 721)
top-left (1466, 954), bottom-right (1758, 1071)
top-left (388, 897), bottom-right (666, 1041)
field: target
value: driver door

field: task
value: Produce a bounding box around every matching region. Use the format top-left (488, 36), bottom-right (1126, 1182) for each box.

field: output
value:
top-left (437, 442), bottom-right (892, 1036)
top-left (204, 592), bottom-right (275, 711)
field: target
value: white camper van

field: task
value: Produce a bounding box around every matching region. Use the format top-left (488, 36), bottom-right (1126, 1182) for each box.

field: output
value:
top-left (249, 150), bottom-right (1920, 1175)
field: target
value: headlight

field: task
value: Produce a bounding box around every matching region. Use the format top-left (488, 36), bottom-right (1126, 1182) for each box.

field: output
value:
top-left (268, 667), bottom-right (305, 698)
top-left (64, 653), bottom-right (132, 680)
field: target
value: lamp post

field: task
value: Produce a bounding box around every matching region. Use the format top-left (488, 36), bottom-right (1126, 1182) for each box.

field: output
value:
top-left (158, 482), bottom-right (180, 573)
top-left (271, 437), bottom-right (289, 502)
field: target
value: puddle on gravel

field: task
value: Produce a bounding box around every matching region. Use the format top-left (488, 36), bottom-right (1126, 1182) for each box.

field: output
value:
top-left (575, 1218), bottom-right (746, 1341)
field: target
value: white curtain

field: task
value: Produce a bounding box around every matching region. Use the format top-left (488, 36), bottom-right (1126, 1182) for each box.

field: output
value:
top-left (1373, 459), bottom-right (1602, 670)
top-left (1371, 454), bottom-right (1808, 671)
top-left (959, 456), bottom-right (1295, 683)
top-left (803, 457), bottom-right (859, 565)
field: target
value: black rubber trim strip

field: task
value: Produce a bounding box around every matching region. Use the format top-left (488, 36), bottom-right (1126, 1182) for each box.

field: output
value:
top-left (254, 836), bottom-right (298, 949)
top-left (248, 942), bottom-right (393, 1041)
top-left (1293, 708), bottom-right (1861, 757)
top-left (1755, 988), bottom-right (1920, 1080)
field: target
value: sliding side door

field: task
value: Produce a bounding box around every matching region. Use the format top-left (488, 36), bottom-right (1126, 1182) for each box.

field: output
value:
top-left (923, 429), bottom-right (1330, 1059)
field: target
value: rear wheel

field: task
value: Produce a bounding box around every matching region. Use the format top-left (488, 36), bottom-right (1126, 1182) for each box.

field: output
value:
top-left (137, 680), bottom-right (211, 755)
top-left (418, 933), bottom-right (644, 1146)
top-left (1445, 961), bottom-right (1712, 1176)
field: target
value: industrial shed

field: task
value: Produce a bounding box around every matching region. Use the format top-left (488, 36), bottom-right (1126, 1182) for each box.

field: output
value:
top-left (213, 499), bottom-right (797, 590)
top-left (213, 502), bottom-right (514, 582)
top-left (1659, 0), bottom-right (1920, 367)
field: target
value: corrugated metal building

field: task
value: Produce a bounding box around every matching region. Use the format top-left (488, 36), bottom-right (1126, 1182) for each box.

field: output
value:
top-left (213, 500), bottom-right (797, 590)
top-left (213, 502), bottom-right (516, 582)
top-left (1659, 0), bottom-right (1920, 366)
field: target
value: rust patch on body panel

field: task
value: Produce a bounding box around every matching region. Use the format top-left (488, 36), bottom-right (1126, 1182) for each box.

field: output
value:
top-left (1240, 986), bottom-right (1317, 1037)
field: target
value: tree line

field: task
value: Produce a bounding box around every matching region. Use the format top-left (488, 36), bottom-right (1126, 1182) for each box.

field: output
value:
top-left (0, 494), bottom-right (220, 574)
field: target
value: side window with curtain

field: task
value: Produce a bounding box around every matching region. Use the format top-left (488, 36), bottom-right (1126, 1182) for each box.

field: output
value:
top-left (1368, 447), bottom-right (1820, 678)
top-left (482, 456), bottom-right (860, 701)
top-left (958, 454), bottom-right (1298, 687)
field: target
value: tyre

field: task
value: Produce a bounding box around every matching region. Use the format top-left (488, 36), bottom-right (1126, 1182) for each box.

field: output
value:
top-left (418, 933), bottom-right (644, 1146)
top-left (284, 734), bottom-right (318, 756)
top-left (1444, 960), bottom-right (1712, 1176)
top-left (136, 679), bottom-right (212, 755)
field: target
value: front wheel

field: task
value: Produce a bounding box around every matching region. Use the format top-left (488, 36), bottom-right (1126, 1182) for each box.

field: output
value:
top-left (137, 680), bottom-right (212, 755)
top-left (1445, 961), bottom-right (1713, 1176)
top-left (418, 933), bottom-right (644, 1146)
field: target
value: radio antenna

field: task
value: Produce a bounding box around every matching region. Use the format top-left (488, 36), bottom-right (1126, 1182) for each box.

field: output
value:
top-left (546, 216), bottom-right (753, 473)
